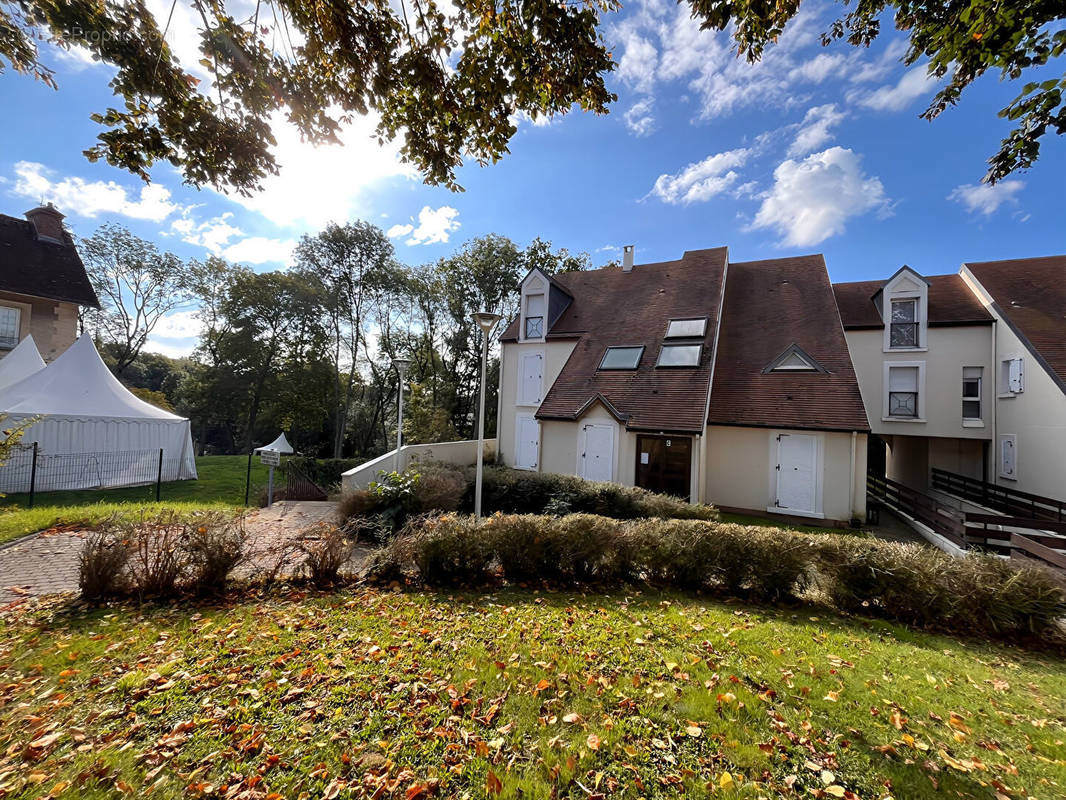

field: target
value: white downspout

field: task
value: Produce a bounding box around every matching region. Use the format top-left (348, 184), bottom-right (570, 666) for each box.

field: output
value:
top-left (849, 430), bottom-right (857, 519)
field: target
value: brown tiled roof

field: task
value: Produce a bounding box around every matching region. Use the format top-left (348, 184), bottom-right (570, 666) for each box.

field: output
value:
top-left (833, 274), bottom-right (991, 329)
top-left (535, 248), bottom-right (728, 433)
top-left (707, 256), bottom-right (869, 432)
top-left (965, 255), bottom-right (1066, 390)
top-left (0, 215), bottom-right (99, 307)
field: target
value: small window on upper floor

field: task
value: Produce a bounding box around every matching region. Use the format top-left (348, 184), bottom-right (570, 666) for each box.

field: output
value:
top-left (665, 318), bottom-right (707, 338)
top-left (524, 293), bottom-right (545, 339)
top-left (656, 344), bottom-right (701, 367)
top-left (889, 298), bottom-right (918, 348)
top-left (962, 367), bottom-right (982, 420)
top-left (599, 346), bottom-right (644, 370)
top-left (0, 306), bottom-right (20, 350)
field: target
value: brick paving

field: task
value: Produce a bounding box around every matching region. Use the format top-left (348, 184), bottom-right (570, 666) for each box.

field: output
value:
top-left (0, 501), bottom-right (368, 605)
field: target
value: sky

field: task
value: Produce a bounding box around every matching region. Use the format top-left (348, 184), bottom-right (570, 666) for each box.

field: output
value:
top-left (1, 1), bottom-right (1063, 359)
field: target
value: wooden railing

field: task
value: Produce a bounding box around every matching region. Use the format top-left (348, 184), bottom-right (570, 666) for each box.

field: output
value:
top-left (962, 513), bottom-right (1066, 563)
top-left (931, 468), bottom-right (1066, 523)
top-left (867, 473), bottom-right (967, 547)
top-left (285, 462), bottom-right (329, 501)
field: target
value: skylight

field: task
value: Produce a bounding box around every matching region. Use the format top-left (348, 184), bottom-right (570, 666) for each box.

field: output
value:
top-left (599, 346), bottom-right (644, 370)
top-left (773, 352), bottom-right (817, 371)
top-left (656, 344), bottom-right (701, 367)
top-left (665, 318), bottom-right (707, 338)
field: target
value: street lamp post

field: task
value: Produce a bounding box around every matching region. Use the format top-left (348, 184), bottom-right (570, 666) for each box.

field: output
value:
top-left (472, 312), bottom-right (502, 521)
top-left (392, 357), bottom-right (412, 473)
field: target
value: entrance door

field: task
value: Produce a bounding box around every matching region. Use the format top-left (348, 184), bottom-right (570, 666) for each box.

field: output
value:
top-left (636, 435), bottom-right (692, 498)
top-left (581, 423), bottom-right (615, 482)
top-left (775, 434), bottom-right (817, 514)
top-left (515, 415), bottom-right (539, 470)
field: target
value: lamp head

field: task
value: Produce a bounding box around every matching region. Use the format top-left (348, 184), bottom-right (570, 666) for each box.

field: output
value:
top-left (472, 311), bottom-right (503, 334)
top-left (392, 356), bottom-right (413, 376)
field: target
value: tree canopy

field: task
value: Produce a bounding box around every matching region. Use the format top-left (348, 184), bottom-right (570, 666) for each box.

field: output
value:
top-left (1, 1), bottom-right (1060, 189)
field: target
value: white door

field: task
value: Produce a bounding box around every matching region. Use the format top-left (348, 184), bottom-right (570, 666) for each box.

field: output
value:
top-left (581, 424), bottom-right (615, 482)
top-left (518, 352), bottom-right (543, 406)
top-left (515, 415), bottom-right (540, 470)
top-left (776, 434), bottom-right (817, 514)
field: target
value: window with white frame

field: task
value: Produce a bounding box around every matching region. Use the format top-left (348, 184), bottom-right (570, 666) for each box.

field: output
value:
top-left (524, 293), bottom-right (545, 339)
top-left (0, 306), bottom-right (20, 349)
top-left (962, 367), bottom-right (982, 420)
top-left (889, 298), bottom-right (919, 348)
top-left (656, 344), bottom-right (701, 367)
top-left (887, 365), bottom-right (919, 418)
top-left (999, 357), bottom-right (1024, 395)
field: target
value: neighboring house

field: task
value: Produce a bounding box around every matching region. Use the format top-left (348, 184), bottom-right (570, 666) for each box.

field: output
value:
top-left (835, 256), bottom-right (1066, 501)
top-left (497, 247), bottom-right (870, 525)
top-left (0, 204), bottom-right (99, 362)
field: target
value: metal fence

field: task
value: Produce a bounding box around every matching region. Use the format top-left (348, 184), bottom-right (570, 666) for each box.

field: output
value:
top-left (0, 444), bottom-right (180, 505)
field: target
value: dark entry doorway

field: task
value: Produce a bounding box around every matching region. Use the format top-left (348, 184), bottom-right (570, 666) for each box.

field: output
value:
top-left (635, 435), bottom-right (692, 498)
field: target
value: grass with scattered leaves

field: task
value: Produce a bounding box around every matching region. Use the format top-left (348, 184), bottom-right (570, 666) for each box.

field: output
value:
top-left (0, 587), bottom-right (1063, 799)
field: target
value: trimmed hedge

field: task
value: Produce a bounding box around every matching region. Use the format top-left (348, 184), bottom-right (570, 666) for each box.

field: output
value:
top-left (339, 463), bottom-right (717, 539)
top-left (368, 513), bottom-right (1066, 643)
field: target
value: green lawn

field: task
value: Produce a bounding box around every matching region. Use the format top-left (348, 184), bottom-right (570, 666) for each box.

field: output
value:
top-left (718, 512), bottom-right (865, 537)
top-left (1, 588), bottom-right (1062, 799)
top-left (0, 455), bottom-right (272, 545)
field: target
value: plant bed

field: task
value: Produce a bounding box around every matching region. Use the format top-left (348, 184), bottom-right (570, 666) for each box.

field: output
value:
top-left (369, 513), bottom-right (1066, 645)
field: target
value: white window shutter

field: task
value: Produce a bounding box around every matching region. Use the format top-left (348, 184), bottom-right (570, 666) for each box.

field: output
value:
top-left (1008, 358), bottom-right (1024, 393)
top-left (999, 434), bottom-right (1017, 479)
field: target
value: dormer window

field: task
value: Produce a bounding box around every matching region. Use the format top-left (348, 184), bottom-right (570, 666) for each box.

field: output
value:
top-left (600, 346), bottom-right (643, 370)
top-left (762, 343), bottom-right (826, 374)
top-left (889, 298), bottom-right (918, 348)
top-left (665, 318), bottom-right (707, 338)
top-left (656, 344), bottom-right (701, 367)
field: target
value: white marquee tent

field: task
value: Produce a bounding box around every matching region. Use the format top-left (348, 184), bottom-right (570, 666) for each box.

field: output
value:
top-left (0, 334), bottom-right (45, 393)
top-left (0, 335), bottom-right (197, 492)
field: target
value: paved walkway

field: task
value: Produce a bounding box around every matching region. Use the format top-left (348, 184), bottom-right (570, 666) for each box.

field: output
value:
top-left (0, 501), bottom-right (366, 605)
top-left (864, 507), bottom-right (928, 545)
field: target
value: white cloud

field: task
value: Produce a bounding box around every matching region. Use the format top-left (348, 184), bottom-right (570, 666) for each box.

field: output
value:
top-left (788, 104), bottom-right (846, 157)
top-left (650, 148), bottom-right (751, 205)
top-left (12, 161), bottom-right (181, 222)
top-left (948, 181), bottom-right (1025, 216)
top-left (387, 205), bottom-right (461, 246)
top-left (624, 98), bottom-right (656, 136)
top-left (789, 53), bottom-right (848, 84)
top-left (222, 236), bottom-right (297, 265)
top-left (853, 65), bottom-right (937, 112)
top-left (170, 211), bottom-right (243, 254)
top-left (152, 310), bottom-right (203, 339)
top-left (142, 338), bottom-right (197, 359)
top-left (750, 147), bottom-right (889, 247)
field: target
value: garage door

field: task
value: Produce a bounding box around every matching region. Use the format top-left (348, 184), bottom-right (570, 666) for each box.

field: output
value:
top-left (775, 434), bottom-right (817, 514)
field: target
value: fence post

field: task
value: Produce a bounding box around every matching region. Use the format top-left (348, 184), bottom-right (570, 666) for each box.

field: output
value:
top-left (28, 442), bottom-right (38, 509)
top-left (244, 448), bottom-right (253, 507)
top-left (156, 448), bottom-right (164, 501)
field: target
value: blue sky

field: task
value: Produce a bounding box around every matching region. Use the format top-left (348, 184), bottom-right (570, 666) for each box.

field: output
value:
top-left (1, 1), bottom-right (1062, 357)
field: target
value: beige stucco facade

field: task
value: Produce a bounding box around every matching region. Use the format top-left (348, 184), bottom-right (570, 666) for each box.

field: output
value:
top-left (0, 290), bottom-right (79, 362)
top-left (703, 425), bottom-right (866, 523)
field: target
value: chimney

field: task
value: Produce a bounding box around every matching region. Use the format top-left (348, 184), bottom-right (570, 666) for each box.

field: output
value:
top-left (622, 244), bottom-right (634, 272)
top-left (25, 203), bottom-right (66, 244)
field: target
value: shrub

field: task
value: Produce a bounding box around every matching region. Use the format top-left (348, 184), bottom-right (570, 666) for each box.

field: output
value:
top-left (414, 465), bottom-right (466, 513)
top-left (122, 512), bottom-right (188, 597)
top-left (78, 531), bottom-right (129, 600)
top-left (337, 489), bottom-right (380, 520)
top-left (299, 523), bottom-right (353, 587)
top-left (186, 513), bottom-right (248, 593)
top-left (371, 512), bottom-right (1065, 643)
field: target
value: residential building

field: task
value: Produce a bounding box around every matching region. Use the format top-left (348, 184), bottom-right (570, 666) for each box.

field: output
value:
top-left (497, 247), bottom-right (870, 525)
top-left (0, 204), bottom-right (99, 361)
top-left (836, 256), bottom-right (1066, 502)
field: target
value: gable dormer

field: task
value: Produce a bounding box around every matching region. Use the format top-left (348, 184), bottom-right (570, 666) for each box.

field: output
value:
top-left (875, 265), bottom-right (929, 353)
top-left (519, 268), bottom-right (572, 342)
